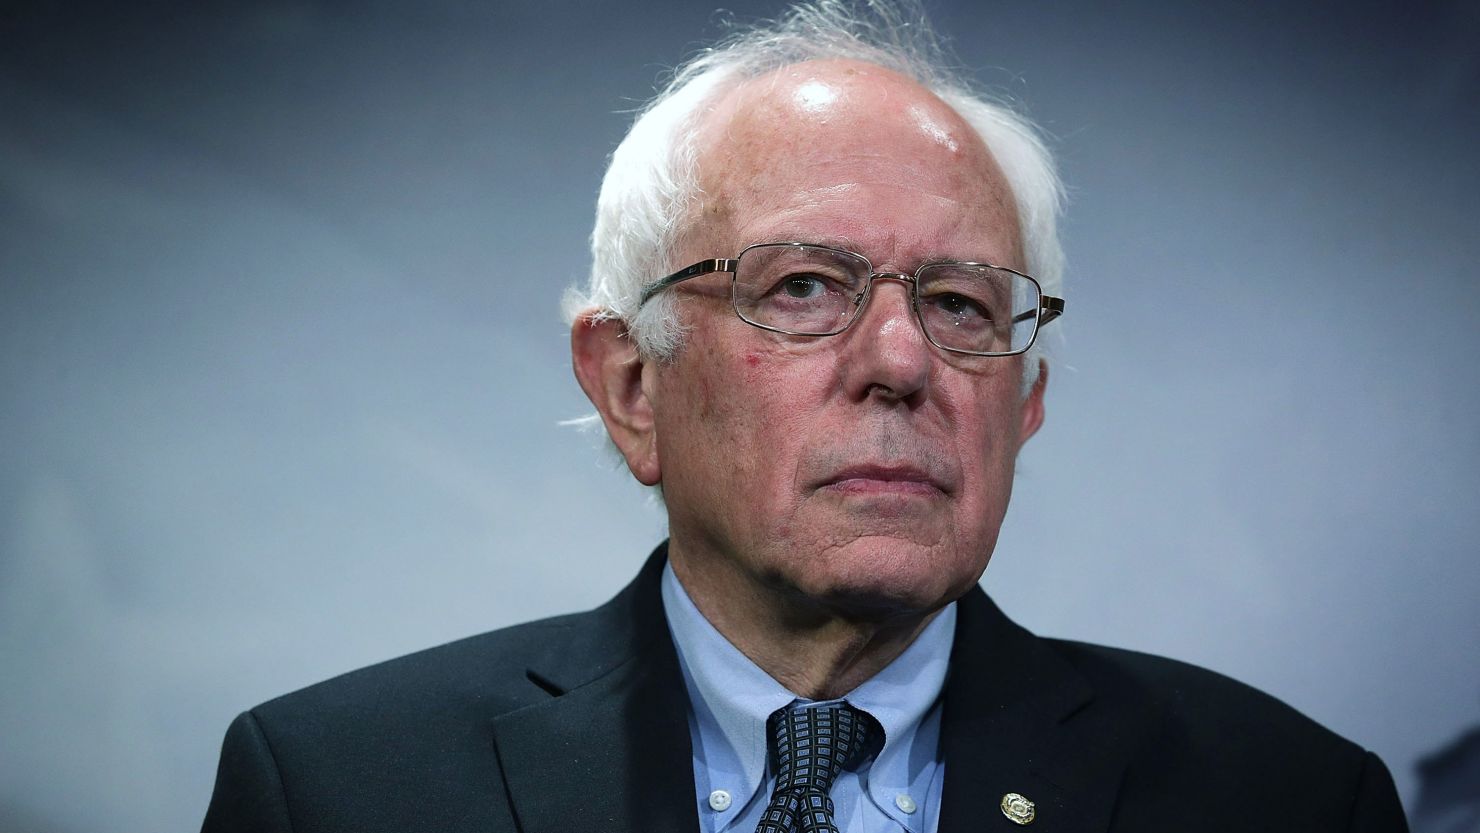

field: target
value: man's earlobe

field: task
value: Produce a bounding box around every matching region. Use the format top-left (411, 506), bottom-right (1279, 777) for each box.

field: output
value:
top-left (1019, 360), bottom-right (1047, 445)
top-left (571, 312), bottom-right (662, 485)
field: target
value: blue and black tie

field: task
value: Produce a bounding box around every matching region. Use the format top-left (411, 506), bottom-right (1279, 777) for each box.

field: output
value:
top-left (754, 702), bottom-right (879, 833)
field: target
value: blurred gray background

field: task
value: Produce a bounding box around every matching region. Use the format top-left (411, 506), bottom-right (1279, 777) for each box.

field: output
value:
top-left (2, 1), bottom-right (1477, 831)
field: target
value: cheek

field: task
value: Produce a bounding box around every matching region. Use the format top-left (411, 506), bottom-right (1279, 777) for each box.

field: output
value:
top-left (678, 345), bottom-right (787, 452)
top-left (692, 345), bottom-right (754, 420)
top-left (740, 352), bottom-right (765, 393)
top-left (695, 371), bottom-right (715, 419)
top-left (948, 385), bottom-right (1026, 488)
top-left (672, 331), bottom-right (837, 482)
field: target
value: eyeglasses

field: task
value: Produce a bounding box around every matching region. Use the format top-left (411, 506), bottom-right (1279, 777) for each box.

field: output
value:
top-left (639, 242), bottom-right (1064, 357)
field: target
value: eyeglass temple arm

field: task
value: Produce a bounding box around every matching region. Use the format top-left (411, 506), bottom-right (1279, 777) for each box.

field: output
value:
top-left (1012, 295), bottom-right (1065, 326)
top-left (639, 259), bottom-right (741, 305)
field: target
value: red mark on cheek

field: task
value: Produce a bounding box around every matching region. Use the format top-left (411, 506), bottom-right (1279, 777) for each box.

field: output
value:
top-left (697, 374), bottom-right (713, 418)
top-left (742, 352), bottom-right (767, 384)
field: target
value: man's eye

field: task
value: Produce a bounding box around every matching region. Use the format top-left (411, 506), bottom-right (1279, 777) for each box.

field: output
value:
top-left (931, 292), bottom-right (991, 320)
top-left (778, 274), bottom-right (829, 299)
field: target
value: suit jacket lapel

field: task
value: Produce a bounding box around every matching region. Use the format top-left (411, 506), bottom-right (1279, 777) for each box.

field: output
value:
top-left (939, 589), bottom-right (1129, 833)
top-left (490, 553), bottom-right (1137, 833)
top-left (490, 546), bottom-right (699, 833)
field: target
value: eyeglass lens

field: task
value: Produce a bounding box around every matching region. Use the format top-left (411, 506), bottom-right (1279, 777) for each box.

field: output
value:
top-left (730, 244), bottom-right (1041, 355)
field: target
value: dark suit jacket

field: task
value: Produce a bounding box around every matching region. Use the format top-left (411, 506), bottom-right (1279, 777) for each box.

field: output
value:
top-left (202, 545), bottom-right (1408, 832)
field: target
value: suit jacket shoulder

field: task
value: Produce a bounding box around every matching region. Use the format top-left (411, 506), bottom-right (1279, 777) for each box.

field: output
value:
top-left (202, 551), bottom-right (689, 833)
top-left (937, 591), bottom-right (1408, 832)
top-left (1050, 637), bottom-right (1357, 758)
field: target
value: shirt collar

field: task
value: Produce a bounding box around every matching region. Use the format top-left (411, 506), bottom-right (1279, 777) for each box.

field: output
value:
top-left (660, 560), bottom-right (955, 801)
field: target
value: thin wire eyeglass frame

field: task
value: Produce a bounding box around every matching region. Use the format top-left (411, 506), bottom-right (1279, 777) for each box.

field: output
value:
top-left (637, 241), bottom-right (1065, 357)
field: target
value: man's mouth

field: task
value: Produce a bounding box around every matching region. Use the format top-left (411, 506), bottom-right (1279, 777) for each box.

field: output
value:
top-left (819, 464), bottom-right (946, 496)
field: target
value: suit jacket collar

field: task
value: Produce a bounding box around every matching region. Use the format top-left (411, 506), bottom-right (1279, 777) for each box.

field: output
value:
top-left (490, 544), bottom-right (698, 833)
top-left (491, 545), bottom-right (1130, 833)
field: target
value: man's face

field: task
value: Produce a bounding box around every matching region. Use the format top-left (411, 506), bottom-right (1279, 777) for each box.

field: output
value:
top-left (645, 60), bottom-right (1045, 621)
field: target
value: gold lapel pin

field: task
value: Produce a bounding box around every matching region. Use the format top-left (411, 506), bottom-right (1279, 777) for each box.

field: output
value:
top-left (1000, 792), bottom-right (1035, 825)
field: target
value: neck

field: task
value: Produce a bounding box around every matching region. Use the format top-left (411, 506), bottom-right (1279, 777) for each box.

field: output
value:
top-left (669, 541), bottom-right (941, 700)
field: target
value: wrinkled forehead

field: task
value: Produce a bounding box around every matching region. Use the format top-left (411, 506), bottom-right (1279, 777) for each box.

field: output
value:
top-left (707, 63), bottom-right (1006, 193)
top-left (700, 59), bottom-right (980, 149)
top-left (686, 58), bottom-right (1018, 257)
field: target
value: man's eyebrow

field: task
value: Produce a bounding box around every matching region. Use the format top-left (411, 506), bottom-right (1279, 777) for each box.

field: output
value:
top-left (739, 234), bottom-right (860, 252)
top-left (740, 234), bottom-right (983, 266)
top-left (812, 234), bottom-right (865, 251)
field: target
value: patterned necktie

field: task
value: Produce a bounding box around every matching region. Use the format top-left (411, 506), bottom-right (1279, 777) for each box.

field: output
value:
top-left (754, 702), bottom-right (879, 833)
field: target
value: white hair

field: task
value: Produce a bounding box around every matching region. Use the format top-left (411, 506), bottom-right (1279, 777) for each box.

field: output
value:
top-left (563, 0), bottom-right (1065, 390)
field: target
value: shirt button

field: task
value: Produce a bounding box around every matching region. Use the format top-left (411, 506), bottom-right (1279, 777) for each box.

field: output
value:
top-left (895, 793), bottom-right (918, 814)
top-left (709, 790), bottom-right (733, 811)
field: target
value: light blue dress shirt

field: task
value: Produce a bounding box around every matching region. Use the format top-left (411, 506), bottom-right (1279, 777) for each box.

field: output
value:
top-left (661, 562), bottom-right (955, 833)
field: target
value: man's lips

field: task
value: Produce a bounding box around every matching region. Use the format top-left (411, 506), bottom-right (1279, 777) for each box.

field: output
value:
top-left (817, 464), bottom-right (948, 496)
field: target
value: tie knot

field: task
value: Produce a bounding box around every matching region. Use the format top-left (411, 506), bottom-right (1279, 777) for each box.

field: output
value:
top-left (769, 702), bottom-right (879, 795)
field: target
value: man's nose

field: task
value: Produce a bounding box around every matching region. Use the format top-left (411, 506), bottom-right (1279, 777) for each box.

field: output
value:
top-left (841, 276), bottom-right (932, 403)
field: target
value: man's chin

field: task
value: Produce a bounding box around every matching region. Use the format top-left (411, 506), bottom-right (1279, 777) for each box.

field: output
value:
top-left (811, 587), bottom-right (952, 624)
top-left (787, 541), bottom-right (984, 623)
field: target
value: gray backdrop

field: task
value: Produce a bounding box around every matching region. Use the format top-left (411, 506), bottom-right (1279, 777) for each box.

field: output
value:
top-left (2, 1), bottom-right (1477, 831)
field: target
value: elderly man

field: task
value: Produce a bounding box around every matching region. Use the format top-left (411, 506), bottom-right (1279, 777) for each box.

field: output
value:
top-left (202, 3), bottom-right (1407, 832)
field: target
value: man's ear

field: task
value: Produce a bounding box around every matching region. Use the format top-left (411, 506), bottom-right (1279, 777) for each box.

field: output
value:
top-left (1018, 359), bottom-right (1048, 447)
top-left (571, 312), bottom-right (662, 486)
